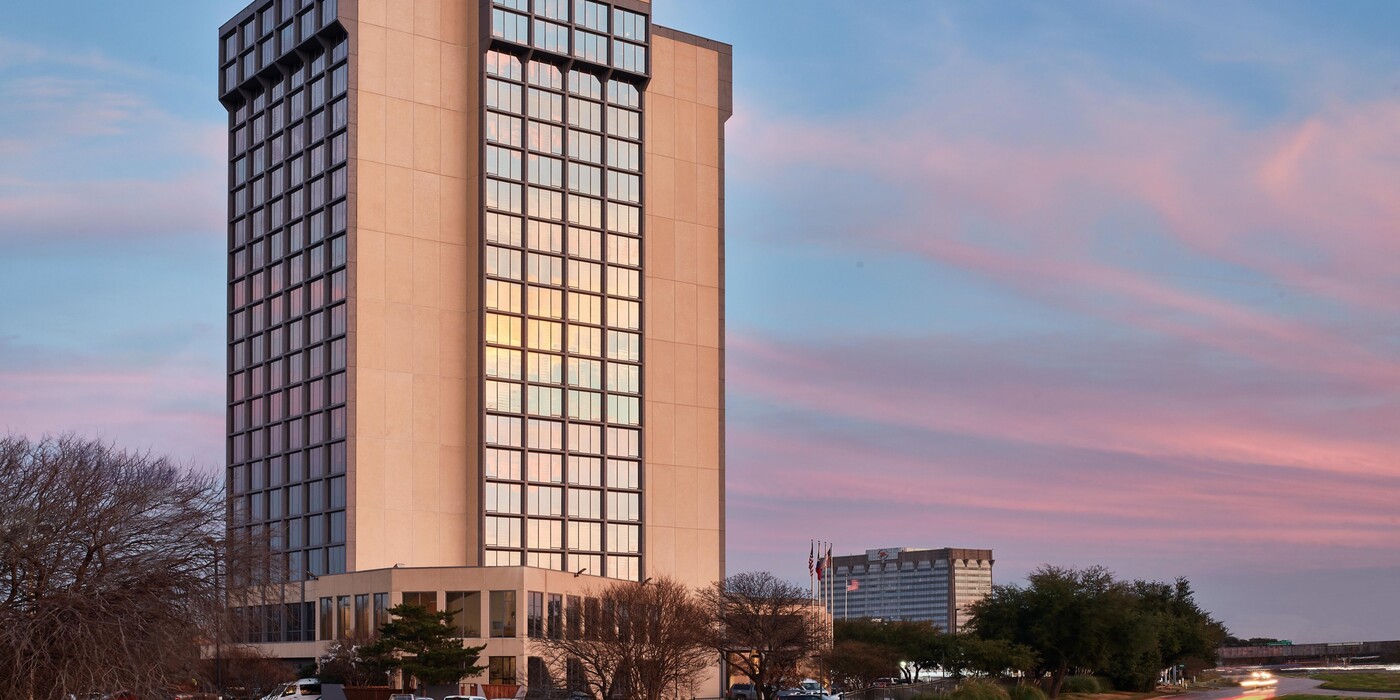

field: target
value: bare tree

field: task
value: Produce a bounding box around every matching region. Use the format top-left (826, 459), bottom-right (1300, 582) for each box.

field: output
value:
top-left (0, 434), bottom-right (246, 699)
top-left (532, 577), bottom-right (714, 700)
top-left (699, 572), bottom-right (828, 700)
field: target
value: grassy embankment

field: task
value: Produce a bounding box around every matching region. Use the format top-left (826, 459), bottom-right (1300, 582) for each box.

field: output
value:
top-left (1308, 673), bottom-right (1400, 693)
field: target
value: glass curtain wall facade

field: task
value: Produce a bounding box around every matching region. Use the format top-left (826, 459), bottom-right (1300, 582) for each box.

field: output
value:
top-left (221, 0), bottom-right (351, 580)
top-left (480, 0), bottom-right (651, 581)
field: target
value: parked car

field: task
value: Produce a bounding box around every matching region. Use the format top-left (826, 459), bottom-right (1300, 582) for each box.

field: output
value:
top-left (261, 679), bottom-right (322, 700)
top-left (444, 696), bottom-right (489, 700)
top-left (730, 684), bottom-right (758, 700)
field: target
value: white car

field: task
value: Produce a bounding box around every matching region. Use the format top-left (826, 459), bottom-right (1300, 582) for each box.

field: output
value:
top-left (445, 696), bottom-right (489, 700)
top-left (263, 679), bottom-right (323, 700)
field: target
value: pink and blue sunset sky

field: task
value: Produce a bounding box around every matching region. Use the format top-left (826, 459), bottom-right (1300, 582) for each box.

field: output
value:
top-left (2, 1), bottom-right (1398, 640)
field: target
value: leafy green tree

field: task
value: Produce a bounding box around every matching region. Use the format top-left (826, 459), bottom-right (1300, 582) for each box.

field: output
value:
top-left (827, 640), bottom-right (901, 691)
top-left (360, 604), bottom-right (486, 688)
top-left (967, 566), bottom-right (1226, 697)
top-left (967, 566), bottom-right (1123, 697)
top-left (961, 636), bottom-right (1039, 679)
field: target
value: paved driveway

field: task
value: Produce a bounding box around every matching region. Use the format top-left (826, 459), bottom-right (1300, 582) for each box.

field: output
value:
top-left (1178, 676), bottom-right (1400, 700)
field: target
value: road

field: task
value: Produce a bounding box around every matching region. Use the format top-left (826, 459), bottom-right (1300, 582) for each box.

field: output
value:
top-left (1179, 676), bottom-right (1400, 700)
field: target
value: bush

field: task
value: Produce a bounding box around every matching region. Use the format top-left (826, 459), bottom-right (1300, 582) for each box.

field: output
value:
top-left (950, 679), bottom-right (1010, 700)
top-left (1061, 676), bottom-right (1108, 694)
top-left (1007, 685), bottom-right (1048, 700)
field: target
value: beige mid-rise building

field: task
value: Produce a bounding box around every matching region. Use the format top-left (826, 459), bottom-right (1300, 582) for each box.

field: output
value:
top-left (217, 0), bottom-right (729, 690)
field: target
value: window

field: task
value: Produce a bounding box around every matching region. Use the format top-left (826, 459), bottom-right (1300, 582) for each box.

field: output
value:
top-left (575, 0), bottom-right (608, 32)
top-left (528, 154), bottom-right (563, 188)
top-left (486, 78), bottom-right (523, 113)
top-left (527, 385), bottom-right (563, 417)
top-left (606, 362), bottom-right (639, 392)
top-left (533, 19), bottom-right (568, 53)
top-left (487, 145), bottom-right (522, 180)
top-left (528, 285), bottom-right (563, 318)
top-left (569, 162), bottom-right (602, 196)
top-left (529, 518), bottom-right (562, 548)
top-left (318, 597), bottom-right (333, 640)
top-left (337, 595), bottom-right (352, 638)
top-left (569, 97), bottom-right (601, 131)
top-left (537, 0), bottom-right (568, 21)
top-left (486, 313), bottom-right (522, 347)
top-left (527, 319), bottom-right (562, 352)
top-left (607, 234), bottom-right (639, 266)
top-left (613, 9), bottom-right (647, 41)
top-left (492, 8), bottom-right (528, 43)
top-left (486, 379), bottom-right (522, 413)
top-left (528, 591), bottom-right (545, 638)
top-left (607, 330), bottom-right (640, 361)
top-left (528, 121), bottom-right (563, 154)
top-left (607, 106), bottom-right (640, 139)
top-left (568, 455), bottom-right (601, 485)
top-left (487, 279), bottom-right (523, 313)
top-left (355, 594), bottom-right (370, 638)
top-left (490, 655), bottom-right (518, 684)
top-left (490, 591), bottom-right (518, 638)
top-left (607, 394), bottom-right (640, 425)
top-left (568, 390), bottom-right (601, 422)
top-left (486, 483), bottom-right (522, 514)
top-left (608, 523), bottom-right (640, 554)
top-left (486, 448), bottom-right (523, 480)
top-left (403, 590), bottom-right (438, 612)
top-left (608, 79), bottom-right (641, 109)
top-left (447, 591), bottom-right (482, 637)
top-left (487, 49), bottom-right (524, 80)
top-left (613, 40), bottom-right (646, 73)
top-left (606, 459), bottom-right (639, 489)
top-left (607, 139), bottom-right (639, 170)
top-left (568, 70), bottom-right (602, 99)
top-left (486, 112), bottom-right (523, 147)
top-left (527, 352), bottom-right (562, 384)
top-left (528, 484), bottom-right (563, 516)
top-left (567, 357), bottom-right (601, 389)
top-left (486, 414), bottom-right (523, 446)
top-left (487, 178), bottom-right (523, 213)
top-left (567, 326), bottom-right (601, 357)
top-left (528, 221), bottom-right (564, 253)
top-left (486, 515), bottom-right (522, 547)
top-left (606, 491), bottom-right (640, 521)
top-left (568, 292), bottom-right (601, 324)
top-left (528, 88), bottom-right (563, 122)
top-left (570, 228), bottom-right (602, 261)
top-left (548, 594), bottom-right (563, 638)
top-left (528, 60), bottom-right (563, 89)
top-left (567, 519), bottom-right (601, 548)
top-left (569, 131), bottom-right (602, 164)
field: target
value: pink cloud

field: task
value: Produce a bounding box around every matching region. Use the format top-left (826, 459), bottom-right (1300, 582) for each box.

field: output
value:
top-left (0, 362), bottom-right (224, 471)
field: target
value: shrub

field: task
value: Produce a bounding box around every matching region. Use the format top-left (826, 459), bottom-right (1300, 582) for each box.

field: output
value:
top-left (1007, 685), bottom-right (1048, 700)
top-left (950, 679), bottom-right (1011, 700)
top-left (1061, 676), bottom-right (1106, 694)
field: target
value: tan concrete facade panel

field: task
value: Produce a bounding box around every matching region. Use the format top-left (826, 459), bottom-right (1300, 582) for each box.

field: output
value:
top-left (342, 0), bottom-right (482, 572)
top-left (643, 30), bottom-right (731, 590)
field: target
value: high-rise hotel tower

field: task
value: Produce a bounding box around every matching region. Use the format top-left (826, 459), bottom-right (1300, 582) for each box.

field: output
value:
top-left (218, 0), bottom-right (729, 686)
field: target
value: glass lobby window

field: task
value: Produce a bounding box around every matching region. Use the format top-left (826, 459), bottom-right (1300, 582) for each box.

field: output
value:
top-left (337, 595), bottom-right (352, 638)
top-left (490, 655), bottom-right (518, 684)
top-left (490, 590), bottom-right (518, 637)
top-left (355, 594), bottom-right (370, 638)
top-left (547, 594), bottom-right (563, 638)
top-left (318, 597), bottom-right (333, 639)
top-left (447, 590), bottom-right (482, 637)
top-left (527, 591), bottom-right (544, 638)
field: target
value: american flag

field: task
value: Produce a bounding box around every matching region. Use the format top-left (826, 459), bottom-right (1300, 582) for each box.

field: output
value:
top-left (808, 541), bottom-right (815, 575)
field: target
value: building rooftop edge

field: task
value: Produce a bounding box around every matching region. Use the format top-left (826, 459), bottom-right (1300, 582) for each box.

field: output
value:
top-left (653, 24), bottom-right (732, 54)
